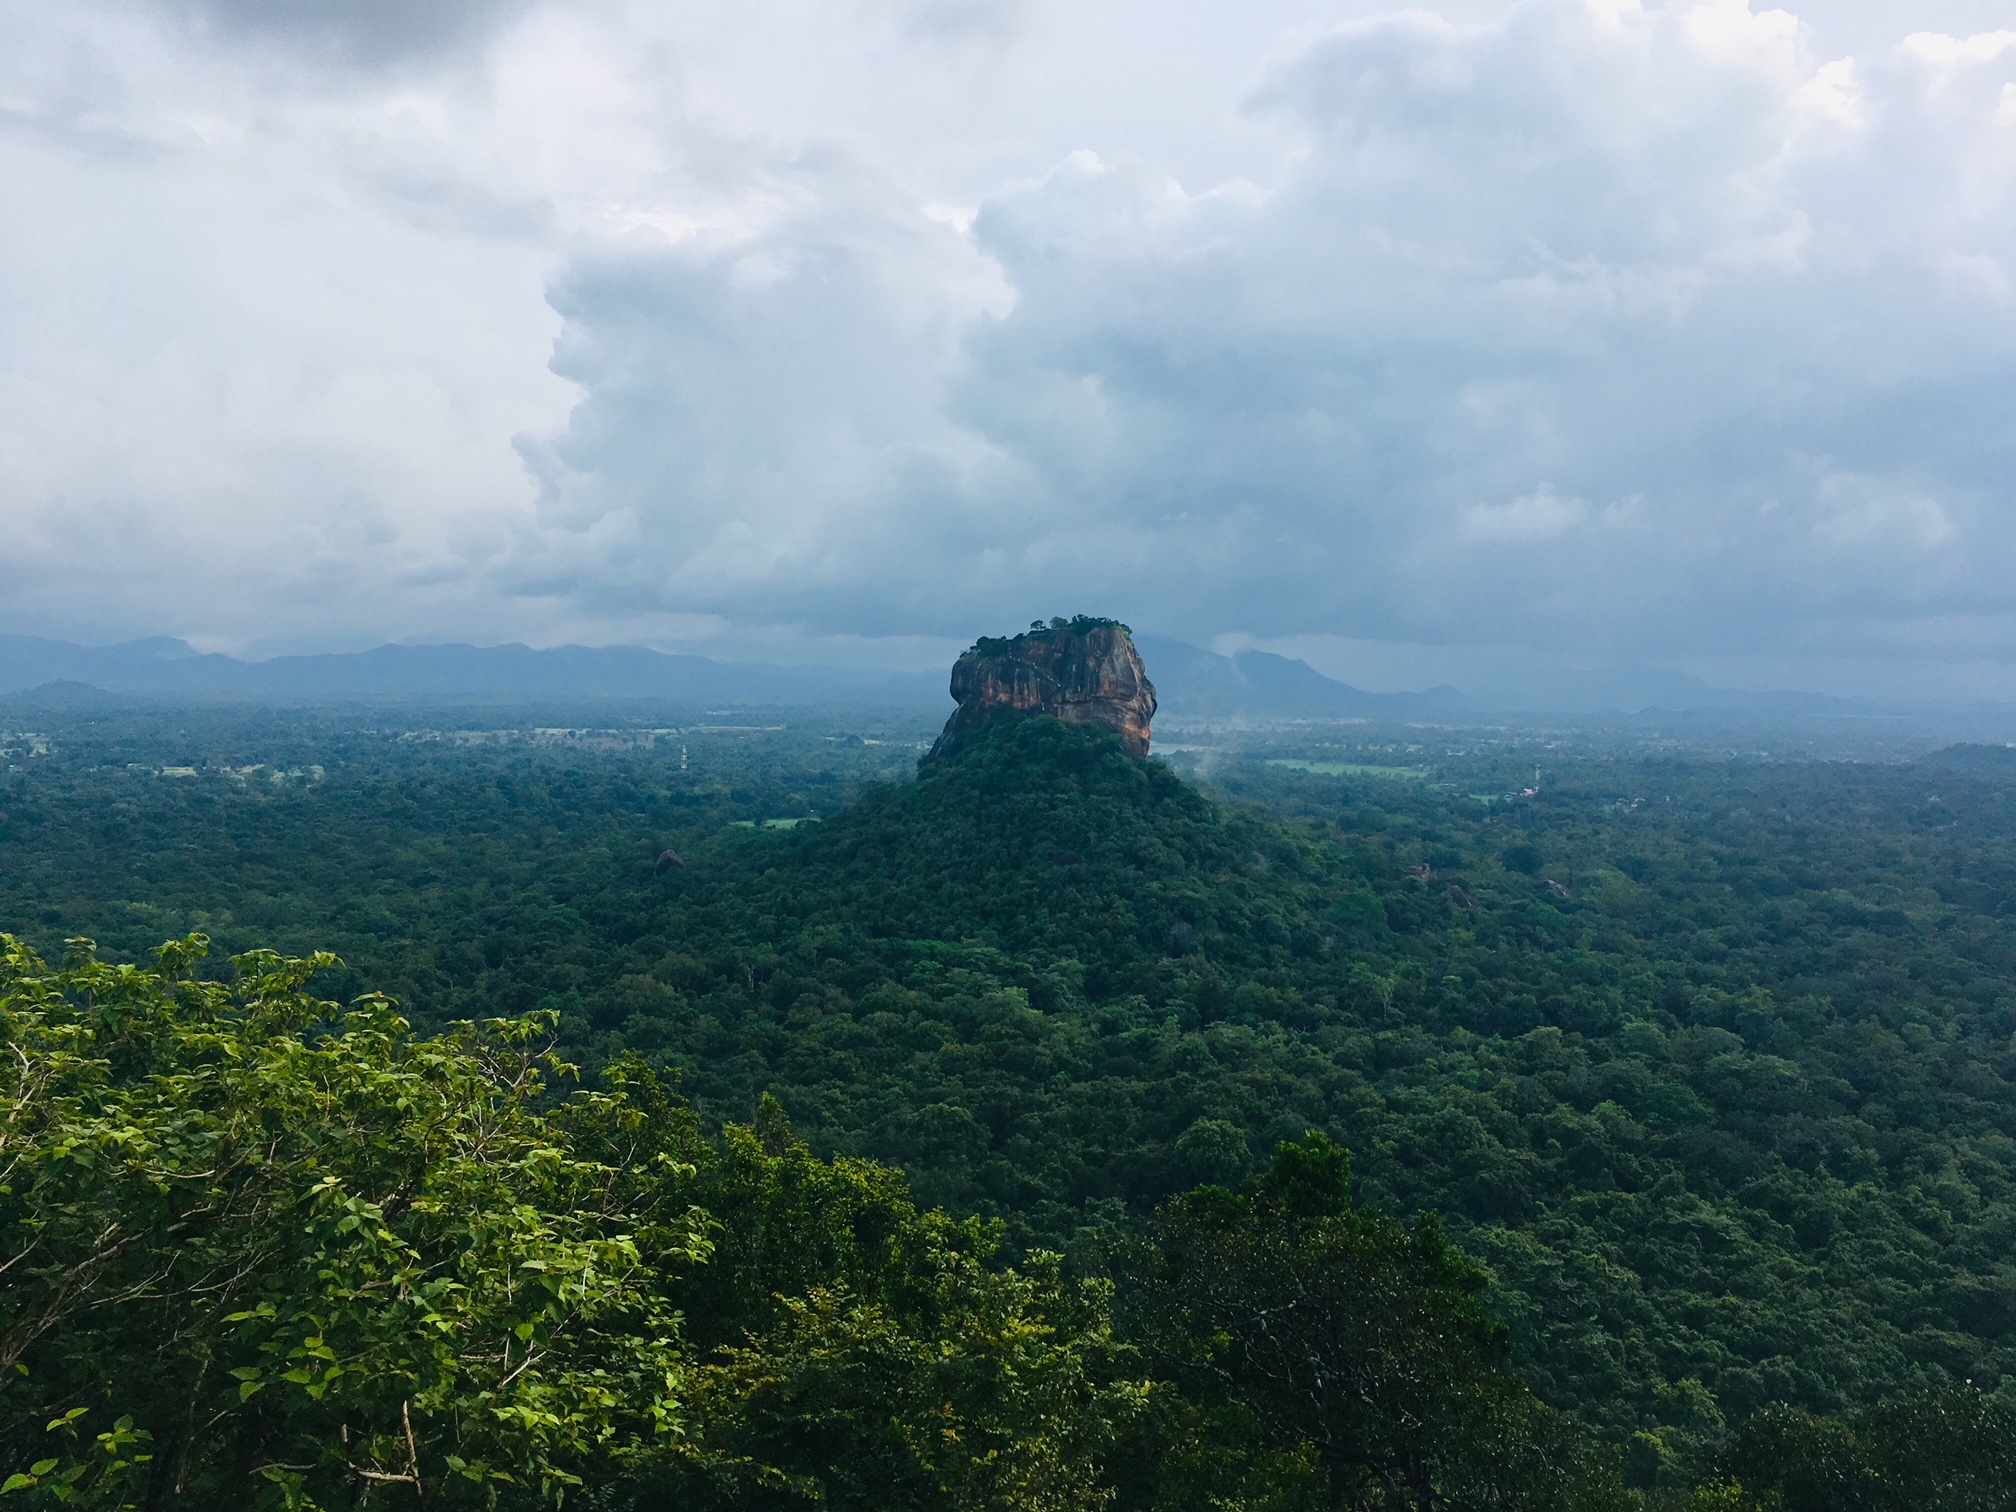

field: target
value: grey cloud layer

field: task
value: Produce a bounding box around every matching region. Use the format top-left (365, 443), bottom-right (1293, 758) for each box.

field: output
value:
top-left (1, 1), bottom-right (2011, 681)
top-left (167, 0), bottom-right (535, 67)
top-left (524, 2), bottom-right (2016, 664)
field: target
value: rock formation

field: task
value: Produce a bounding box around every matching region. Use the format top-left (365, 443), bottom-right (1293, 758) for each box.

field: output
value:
top-left (927, 617), bottom-right (1157, 762)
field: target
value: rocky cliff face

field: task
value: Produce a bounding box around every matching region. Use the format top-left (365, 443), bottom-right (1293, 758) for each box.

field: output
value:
top-left (927, 618), bottom-right (1157, 762)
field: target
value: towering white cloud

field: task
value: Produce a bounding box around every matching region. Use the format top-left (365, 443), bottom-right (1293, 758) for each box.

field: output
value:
top-left (933, 3), bottom-right (2016, 659)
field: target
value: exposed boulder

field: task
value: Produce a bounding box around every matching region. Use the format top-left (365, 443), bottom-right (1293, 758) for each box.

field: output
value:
top-left (927, 617), bottom-right (1157, 762)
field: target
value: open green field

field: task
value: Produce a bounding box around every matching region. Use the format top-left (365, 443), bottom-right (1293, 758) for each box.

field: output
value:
top-left (1265, 757), bottom-right (1432, 779)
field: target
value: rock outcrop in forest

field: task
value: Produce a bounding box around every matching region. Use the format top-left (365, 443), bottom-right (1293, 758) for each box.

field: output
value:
top-left (928, 616), bottom-right (1157, 762)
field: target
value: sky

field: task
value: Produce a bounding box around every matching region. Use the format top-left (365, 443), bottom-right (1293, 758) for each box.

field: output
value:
top-left (2, 0), bottom-right (2014, 698)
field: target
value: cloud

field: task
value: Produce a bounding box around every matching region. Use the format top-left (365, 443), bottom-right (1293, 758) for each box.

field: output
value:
top-left (3, 0), bottom-right (2015, 688)
top-left (160, 0), bottom-right (536, 70)
top-left (873, 0), bottom-right (1037, 46)
top-left (509, 157), bottom-right (1019, 635)
top-left (520, 0), bottom-right (2016, 668)
top-left (1459, 487), bottom-right (1590, 544)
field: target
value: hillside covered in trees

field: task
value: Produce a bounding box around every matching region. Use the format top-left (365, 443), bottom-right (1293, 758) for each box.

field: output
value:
top-left (7, 701), bottom-right (2016, 1506)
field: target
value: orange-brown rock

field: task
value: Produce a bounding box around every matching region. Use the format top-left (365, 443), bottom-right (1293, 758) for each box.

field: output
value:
top-left (927, 618), bottom-right (1157, 762)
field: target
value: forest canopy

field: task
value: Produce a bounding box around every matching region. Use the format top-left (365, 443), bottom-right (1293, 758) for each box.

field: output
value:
top-left (8, 703), bottom-right (2016, 1505)
top-left (0, 933), bottom-right (1616, 1509)
top-left (963, 615), bottom-right (1134, 660)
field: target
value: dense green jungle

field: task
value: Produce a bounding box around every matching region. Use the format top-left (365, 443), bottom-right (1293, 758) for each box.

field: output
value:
top-left (9, 695), bottom-right (2016, 1509)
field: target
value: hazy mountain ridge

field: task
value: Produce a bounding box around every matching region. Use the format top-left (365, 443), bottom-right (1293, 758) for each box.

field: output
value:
top-left (0, 636), bottom-right (943, 707)
top-left (1137, 638), bottom-right (1904, 720)
top-left (0, 631), bottom-right (1984, 721)
top-left (1135, 636), bottom-right (1467, 718)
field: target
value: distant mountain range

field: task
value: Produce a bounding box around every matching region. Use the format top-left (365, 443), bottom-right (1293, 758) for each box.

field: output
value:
top-left (1134, 637), bottom-right (1468, 718)
top-left (1133, 638), bottom-right (1925, 721)
top-left (0, 632), bottom-right (1474, 717)
top-left (0, 631), bottom-right (1991, 724)
top-left (0, 636), bottom-right (941, 707)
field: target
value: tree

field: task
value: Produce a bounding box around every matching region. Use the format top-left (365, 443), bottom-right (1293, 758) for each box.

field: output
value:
top-left (1722, 1384), bottom-right (2016, 1512)
top-left (1124, 1132), bottom-right (1609, 1511)
top-left (634, 1098), bottom-right (1146, 1512)
top-left (0, 931), bottom-right (1148, 1511)
top-left (0, 933), bottom-right (707, 1510)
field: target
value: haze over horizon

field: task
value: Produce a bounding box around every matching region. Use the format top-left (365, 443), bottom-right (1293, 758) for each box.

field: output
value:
top-left (4, 0), bottom-right (2014, 700)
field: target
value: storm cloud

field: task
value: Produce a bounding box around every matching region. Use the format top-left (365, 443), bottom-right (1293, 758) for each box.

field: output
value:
top-left (2, 0), bottom-right (2013, 691)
